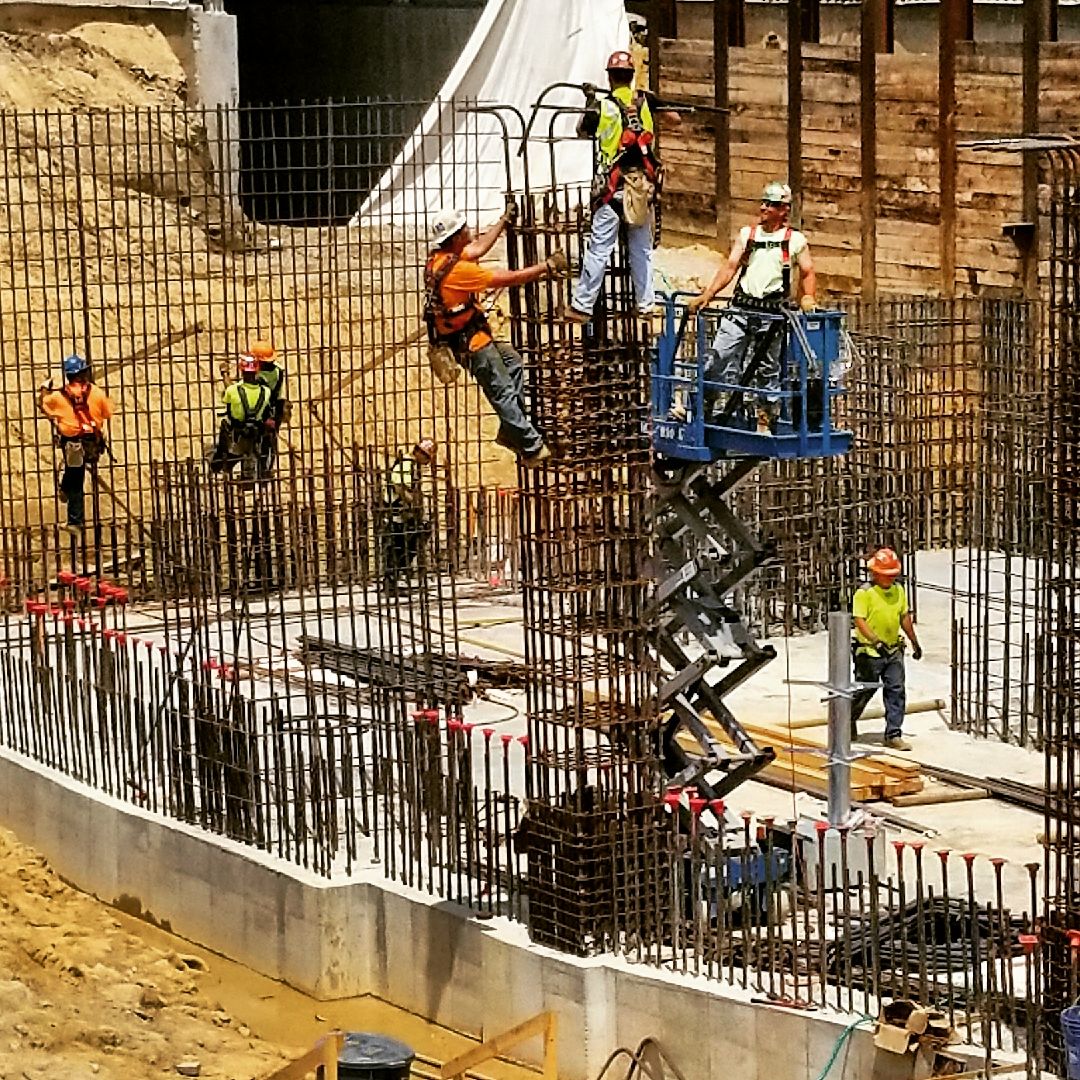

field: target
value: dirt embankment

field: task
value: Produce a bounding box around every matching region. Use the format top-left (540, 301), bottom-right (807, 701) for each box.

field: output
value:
top-left (0, 823), bottom-right (292, 1080)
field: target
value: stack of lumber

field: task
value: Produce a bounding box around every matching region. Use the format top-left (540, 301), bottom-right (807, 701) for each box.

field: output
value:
top-left (689, 717), bottom-right (925, 803)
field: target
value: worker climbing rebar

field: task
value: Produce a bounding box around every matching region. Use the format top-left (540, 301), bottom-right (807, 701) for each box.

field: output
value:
top-left (250, 338), bottom-right (289, 474)
top-left (209, 352), bottom-right (275, 480)
top-left (564, 49), bottom-right (666, 324)
top-left (424, 206), bottom-right (567, 465)
top-left (38, 354), bottom-right (114, 538)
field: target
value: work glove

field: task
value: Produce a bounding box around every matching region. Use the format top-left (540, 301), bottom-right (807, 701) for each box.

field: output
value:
top-left (686, 294), bottom-right (709, 314)
top-left (800, 295), bottom-right (817, 313)
top-left (582, 81), bottom-right (598, 101)
top-left (501, 199), bottom-right (519, 227)
top-left (264, 418), bottom-right (277, 432)
top-left (39, 378), bottom-right (54, 393)
top-left (911, 644), bottom-right (923, 661)
top-left (545, 248), bottom-right (569, 276)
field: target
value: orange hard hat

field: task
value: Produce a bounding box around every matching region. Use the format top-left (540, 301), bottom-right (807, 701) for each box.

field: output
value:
top-left (867, 547), bottom-right (902, 577)
top-left (249, 338), bottom-right (276, 361)
top-left (239, 353), bottom-right (260, 375)
top-left (606, 50), bottom-right (635, 72)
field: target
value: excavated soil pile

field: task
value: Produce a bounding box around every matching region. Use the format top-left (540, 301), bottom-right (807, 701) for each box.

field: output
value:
top-left (0, 823), bottom-right (292, 1080)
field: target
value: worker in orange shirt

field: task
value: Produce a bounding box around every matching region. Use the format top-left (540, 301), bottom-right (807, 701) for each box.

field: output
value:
top-left (423, 205), bottom-right (567, 464)
top-left (38, 354), bottom-right (114, 536)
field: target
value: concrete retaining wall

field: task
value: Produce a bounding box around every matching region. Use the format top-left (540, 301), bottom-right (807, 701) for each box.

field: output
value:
top-left (0, 749), bottom-right (937, 1080)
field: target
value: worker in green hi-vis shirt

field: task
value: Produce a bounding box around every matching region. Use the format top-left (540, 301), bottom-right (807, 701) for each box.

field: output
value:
top-left (850, 547), bottom-right (923, 752)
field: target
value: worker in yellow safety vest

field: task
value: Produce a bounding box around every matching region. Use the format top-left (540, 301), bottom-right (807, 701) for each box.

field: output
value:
top-left (382, 438), bottom-right (436, 593)
top-left (849, 547), bottom-right (924, 751)
top-left (209, 353), bottom-right (275, 479)
top-left (565, 50), bottom-right (663, 324)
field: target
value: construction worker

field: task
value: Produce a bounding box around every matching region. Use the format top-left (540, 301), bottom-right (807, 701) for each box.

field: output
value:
top-left (686, 181), bottom-right (817, 433)
top-left (250, 338), bottom-right (287, 472)
top-left (38, 355), bottom-right (114, 537)
top-left (564, 50), bottom-right (662, 323)
top-left (850, 547), bottom-right (923, 751)
top-left (210, 353), bottom-right (274, 479)
top-left (382, 438), bottom-right (435, 593)
top-left (424, 206), bottom-right (566, 464)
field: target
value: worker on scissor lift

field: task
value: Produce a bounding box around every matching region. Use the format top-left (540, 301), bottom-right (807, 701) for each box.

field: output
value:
top-left (382, 437), bottom-right (436, 594)
top-left (686, 181), bottom-right (818, 434)
top-left (209, 353), bottom-right (275, 479)
top-left (38, 354), bottom-right (114, 537)
top-left (850, 547), bottom-right (924, 752)
top-left (564, 49), bottom-right (662, 324)
top-left (424, 206), bottom-right (566, 465)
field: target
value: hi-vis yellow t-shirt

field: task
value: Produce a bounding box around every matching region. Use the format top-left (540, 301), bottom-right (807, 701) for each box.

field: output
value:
top-left (852, 582), bottom-right (908, 657)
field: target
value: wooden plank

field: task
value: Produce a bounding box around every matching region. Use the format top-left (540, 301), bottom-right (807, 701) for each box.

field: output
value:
top-left (891, 784), bottom-right (989, 807)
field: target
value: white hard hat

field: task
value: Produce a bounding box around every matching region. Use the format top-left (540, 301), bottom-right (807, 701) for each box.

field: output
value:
top-left (429, 208), bottom-right (467, 245)
top-left (762, 181), bottom-right (793, 205)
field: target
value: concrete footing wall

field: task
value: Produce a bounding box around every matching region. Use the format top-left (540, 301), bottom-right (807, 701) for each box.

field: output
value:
top-left (0, 750), bottom-right (934, 1080)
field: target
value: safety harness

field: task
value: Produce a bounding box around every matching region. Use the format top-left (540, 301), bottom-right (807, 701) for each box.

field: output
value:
top-left (423, 251), bottom-right (490, 358)
top-left (593, 91), bottom-right (662, 209)
top-left (229, 382), bottom-right (269, 439)
top-left (59, 385), bottom-right (107, 464)
top-left (732, 225), bottom-right (793, 310)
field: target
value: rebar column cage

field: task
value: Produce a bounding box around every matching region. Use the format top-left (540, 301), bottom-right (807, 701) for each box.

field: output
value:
top-left (511, 186), bottom-right (664, 956)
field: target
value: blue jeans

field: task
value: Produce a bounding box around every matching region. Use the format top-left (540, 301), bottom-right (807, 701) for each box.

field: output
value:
top-left (60, 464), bottom-right (86, 526)
top-left (465, 340), bottom-right (543, 456)
top-left (705, 308), bottom-right (784, 414)
top-left (571, 200), bottom-right (654, 316)
top-left (851, 650), bottom-right (906, 739)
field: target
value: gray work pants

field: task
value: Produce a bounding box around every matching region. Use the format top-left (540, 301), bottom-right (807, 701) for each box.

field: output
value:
top-left (705, 308), bottom-right (784, 415)
top-left (465, 339), bottom-right (544, 456)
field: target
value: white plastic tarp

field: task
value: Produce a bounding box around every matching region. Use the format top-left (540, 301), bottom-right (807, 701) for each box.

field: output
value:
top-left (361, 0), bottom-right (629, 226)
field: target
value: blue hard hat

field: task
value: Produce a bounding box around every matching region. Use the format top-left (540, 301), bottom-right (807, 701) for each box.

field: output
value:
top-left (63, 354), bottom-right (90, 378)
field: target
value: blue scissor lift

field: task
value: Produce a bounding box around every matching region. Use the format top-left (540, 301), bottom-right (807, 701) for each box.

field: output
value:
top-left (650, 293), bottom-right (853, 804)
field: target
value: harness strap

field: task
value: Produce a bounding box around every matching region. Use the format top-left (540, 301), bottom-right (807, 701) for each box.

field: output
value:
top-left (237, 383), bottom-right (268, 424)
top-left (733, 224), bottom-right (793, 300)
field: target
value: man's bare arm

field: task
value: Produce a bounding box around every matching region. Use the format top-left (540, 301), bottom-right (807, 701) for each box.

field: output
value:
top-left (797, 246), bottom-right (817, 304)
top-left (462, 216), bottom-right (507, 261)
top-left (688, 237), bottom-right (746, 311)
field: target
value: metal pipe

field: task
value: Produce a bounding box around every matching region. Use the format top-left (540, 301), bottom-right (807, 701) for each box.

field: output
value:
top-left (827, 610), bottom-right (852, 826)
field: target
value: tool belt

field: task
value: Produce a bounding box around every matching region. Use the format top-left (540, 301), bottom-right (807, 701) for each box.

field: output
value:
top-left (731, 290), bottom-right (787, 314)
top-left (59, 431), bottom-right (105, 468)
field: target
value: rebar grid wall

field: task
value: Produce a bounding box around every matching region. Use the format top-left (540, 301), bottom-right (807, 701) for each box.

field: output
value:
top-left (741, 297), bottom-right (1015, 636)
top-left (512, 190), bottom-right (664, 956)
top-left (0, 101), bottom-right (521, 595)
top-left (1044, 148), bottom-right (1080, 1063)
top-left (951, 300), bottom-right (1046, 748)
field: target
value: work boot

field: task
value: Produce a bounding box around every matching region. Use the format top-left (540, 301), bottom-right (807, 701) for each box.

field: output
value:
top-left (522, 445), bottom-right (551, 467)
top-left (494, 428), bottom-right (516, 452)
top-left (883, 736), bottom-right (912, 752)
top-left (61, 522), bottom-right (83, 538)
top-left (561, 305), bottom-right (590, 326)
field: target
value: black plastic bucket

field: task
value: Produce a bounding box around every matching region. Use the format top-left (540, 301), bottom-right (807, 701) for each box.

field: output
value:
top-left (338, 1032), bottom-right (415, 1080)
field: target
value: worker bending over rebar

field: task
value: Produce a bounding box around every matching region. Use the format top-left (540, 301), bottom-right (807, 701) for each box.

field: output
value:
top-left (38, 354), bottom-right (114, 538)
top-left (424, 205), bottom-right (567, 465)
top-left (209, 351), bottom-right (276, 480)
top-left (382, 437), bottom-right (436, 594)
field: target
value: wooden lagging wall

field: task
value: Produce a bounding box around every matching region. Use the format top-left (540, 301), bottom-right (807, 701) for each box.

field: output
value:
top-left (659, 36), bottom-right (1080, 296)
